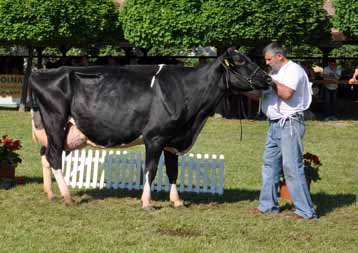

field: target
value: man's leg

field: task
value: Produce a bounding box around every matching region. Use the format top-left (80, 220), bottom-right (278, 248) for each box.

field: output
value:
top-left (258, 123), bottom-right (282, 213)
top-left (281, 117), bottom-right (317, 218)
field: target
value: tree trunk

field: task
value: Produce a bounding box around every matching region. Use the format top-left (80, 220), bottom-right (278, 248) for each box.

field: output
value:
top-left (18, 47), bottom-right (33, 112)
top-left (36, 47), bottom-right (44, 69)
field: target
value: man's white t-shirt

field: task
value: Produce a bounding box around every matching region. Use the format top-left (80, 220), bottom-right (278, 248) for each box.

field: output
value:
top-left (261, 60), bottom-right (312, 120)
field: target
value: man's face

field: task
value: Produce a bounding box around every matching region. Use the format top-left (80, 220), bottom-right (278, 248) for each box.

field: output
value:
top-left (265, 51), bottom-right (284, 73)
top-left (328, 61), bottom-right (336, 70)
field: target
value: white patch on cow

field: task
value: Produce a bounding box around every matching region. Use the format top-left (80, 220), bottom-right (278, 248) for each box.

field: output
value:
top-left (69, 117), bottom-right (144, 149)
top-left (51, 168), bottom-right (71, 198)
top-left (42, 155), bottom-right (55, 201)
top-left (141, 172), bottom-right (151, 207)
top-left (150, 64), bottom-right (165, 88)
top-left (170, 184), bottom-right (180, 202)
top-left (31, 110), bottom-right (48, 146)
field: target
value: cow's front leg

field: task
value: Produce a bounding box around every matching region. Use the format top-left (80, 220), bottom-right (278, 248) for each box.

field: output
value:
top-left (141, 143), bottom-right (162, 211)
top-left (41, 147), bottom-right (55, 201)
top-left (164, 150), bottom-right (184, 208)
top-left (51, 168), bottom-right (76, 205)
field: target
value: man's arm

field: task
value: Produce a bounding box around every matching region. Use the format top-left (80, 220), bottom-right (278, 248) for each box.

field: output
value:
top-left (271, 80), bottom-right (295, 101)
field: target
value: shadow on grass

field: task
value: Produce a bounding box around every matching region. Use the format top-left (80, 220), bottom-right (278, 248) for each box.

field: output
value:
top-left (22, 177), bottom-right (357, 216)
top-left (73, 187), bottom-right (261, 204)
top-left (312, 192), bottom-right (357, 216)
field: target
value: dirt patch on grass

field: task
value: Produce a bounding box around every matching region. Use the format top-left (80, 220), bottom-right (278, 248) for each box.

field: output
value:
top-left (317, 121), bottom-right (356, 128)
top-left (158, 228), bottom-right (201, 238)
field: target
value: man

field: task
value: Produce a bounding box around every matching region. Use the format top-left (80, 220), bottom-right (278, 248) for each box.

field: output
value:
top-left (247, 43), bottom-right (317, 219)
top-left (322, 59), bottom-right (341, 120)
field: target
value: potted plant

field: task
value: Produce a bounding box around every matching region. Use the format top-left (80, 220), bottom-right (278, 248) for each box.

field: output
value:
top-left (280, 152), bottom-right (321, 202)
top-left (0, 134), bottom-right (22, 188)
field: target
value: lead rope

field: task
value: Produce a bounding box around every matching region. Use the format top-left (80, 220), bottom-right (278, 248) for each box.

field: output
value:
top-left (238, 92), bottom-right (244, 141)
top-left (224, 66), bottom-right (244, 141)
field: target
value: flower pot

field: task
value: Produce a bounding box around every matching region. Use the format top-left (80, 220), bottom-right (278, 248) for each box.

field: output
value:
top-left (280, 181), bottom-right (292, 202)
top-left (0, 165), bottom-right (15, 178)
top-left (280, 180), bottom-right (311, 202)
top-left (0, 165), bottom-right (16, 189)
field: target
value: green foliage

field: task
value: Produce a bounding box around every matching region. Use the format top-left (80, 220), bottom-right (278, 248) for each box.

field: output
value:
top-left (331, 45), bottom-right (358, 58)
top-left (98, 45), bottom-right (125, 57)
top-left (200, 0), bottom-right (331, 47)
top-left (42, 47), bottom-right (62, 57)
top-left (121, 0), bottom-right (331, 50)
top-left (121, 0), bottom-right (203, 49)
top-left (333, 0), bottom-right (358, 38)
top-left (0, 0), bottom-right (122, 48)
top-left (290, 44), bottom-right (323, 57)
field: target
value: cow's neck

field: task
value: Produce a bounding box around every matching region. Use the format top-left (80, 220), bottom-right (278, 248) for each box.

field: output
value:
top-left (169, 60), bottom-right (226, 153)
top-left (183, 59), bottom-right (226, 116)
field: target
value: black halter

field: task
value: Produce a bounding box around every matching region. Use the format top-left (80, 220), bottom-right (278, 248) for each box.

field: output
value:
top-left (220, 60), bottom-right (261, 92)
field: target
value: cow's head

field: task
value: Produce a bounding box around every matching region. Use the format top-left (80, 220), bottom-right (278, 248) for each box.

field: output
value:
top-left (220, 48), bottom-right (272, 92)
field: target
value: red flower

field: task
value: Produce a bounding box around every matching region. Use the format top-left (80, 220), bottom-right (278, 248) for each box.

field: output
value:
top-left (3, 138), bottom-right (13, 145)
top-left (0, 134), bottom-right (22, 168)
top-left (312, 155), bottom-right (320, 164)
top-left (10, 140), bottom-right (21, 151)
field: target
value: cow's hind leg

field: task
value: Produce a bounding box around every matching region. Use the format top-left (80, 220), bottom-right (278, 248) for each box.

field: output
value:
top-left (41, 147), bottom-right (55, 201)
top-left (141, 143), bottom-right (163, 211)
top-left (164, 150), bottom-right (184, 208)
top-left (51, 168), bottom-right (76, 205)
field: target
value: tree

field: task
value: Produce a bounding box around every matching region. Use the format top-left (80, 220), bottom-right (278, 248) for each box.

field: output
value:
top-left (120, 0), bottom-right (203, 49)
top-left (332, 0), bottom-right (358, 38)
top-left (121, 0), bottom-right (331, 51)
top-left (0, 0), bottom-right (122, 48)
top-left (0, 0), bottom-right (123, 111)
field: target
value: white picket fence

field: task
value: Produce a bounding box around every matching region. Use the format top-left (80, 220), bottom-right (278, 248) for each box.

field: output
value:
top-left (61, 149), bottom-right (224, 194)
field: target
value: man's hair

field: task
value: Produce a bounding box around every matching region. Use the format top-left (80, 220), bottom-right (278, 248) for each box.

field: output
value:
top-left (263, 43), bottom-right (287, 57)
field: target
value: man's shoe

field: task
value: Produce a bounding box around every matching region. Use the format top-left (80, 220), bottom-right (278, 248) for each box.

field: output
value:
top-left (288, 213), bottom-right (304, 219)
top-left (285, 213), bottom-right (315, 219)
top-left (247, 208), bottom-right (264, 215)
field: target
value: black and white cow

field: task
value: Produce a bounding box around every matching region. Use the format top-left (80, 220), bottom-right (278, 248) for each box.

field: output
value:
top-left (30, 48), bottom-right (271, 210)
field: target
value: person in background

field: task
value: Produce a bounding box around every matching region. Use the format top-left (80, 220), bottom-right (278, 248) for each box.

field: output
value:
top-left (245, 43), bottom-right (317, 219)
top-left (348, 68), bottom-right (358, 103)
top-left (322, 59), bottom-right (341, 120)
top-left (302, 61), bottom-right (316, 84)
top-left (348, 68), bottom-right (358, 85)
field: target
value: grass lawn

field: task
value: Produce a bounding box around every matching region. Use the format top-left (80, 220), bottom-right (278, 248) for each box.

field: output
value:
top-left (1, 110), bottom-right (358, 252)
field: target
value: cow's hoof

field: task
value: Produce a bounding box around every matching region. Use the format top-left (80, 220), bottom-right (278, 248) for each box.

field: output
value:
top-left (63, 197), bottom-right (78, 206)
top-left (46, 192), bottom-right (56, 202)
top-left (170, 200), bottom-right (186, 209)
top-left (142, 205), bottom-right (158, 212)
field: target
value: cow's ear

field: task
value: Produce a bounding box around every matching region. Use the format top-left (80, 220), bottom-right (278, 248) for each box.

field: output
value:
top-left (233, 54), bottom-right (251, 66)
top-left (223, 47), bottom-right (240, 67)
top-left (227, 47), bottom-right (238, 57)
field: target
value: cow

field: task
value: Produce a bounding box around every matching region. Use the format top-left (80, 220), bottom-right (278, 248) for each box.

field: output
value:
top-left (30, 48), bottom-right (272, 211)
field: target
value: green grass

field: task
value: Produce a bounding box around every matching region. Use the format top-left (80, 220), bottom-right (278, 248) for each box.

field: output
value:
top-left (1, 110), bottom-right (358, 252)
